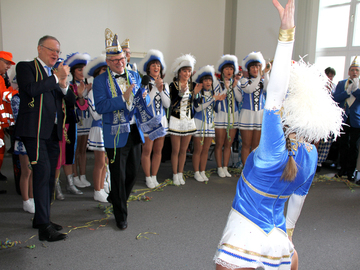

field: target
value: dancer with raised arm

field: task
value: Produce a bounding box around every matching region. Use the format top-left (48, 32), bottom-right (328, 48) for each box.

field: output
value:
top-left (214, 0), bottom-right (343, 269)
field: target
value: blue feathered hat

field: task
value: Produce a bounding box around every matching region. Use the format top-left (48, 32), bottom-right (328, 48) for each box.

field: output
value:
top-left (64, 52), bottom-right (91, 68)
top-left (139, 49), bottom-right (166, 75)
top-left (193, 65), bottom-right (216, 83)
top-left (216, 54), bottom-right (239, 74)
top-left (53, 58), bottom-right (64, 69)
top-left (83, 55), bottom-right (107, 78)
top-left (242, 51), bottom-right (266, 72)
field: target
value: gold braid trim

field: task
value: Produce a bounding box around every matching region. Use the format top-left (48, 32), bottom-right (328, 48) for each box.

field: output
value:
top-left (287, 228), bottom-right (294, 237)
top-left (278, 27), bottom-right (295, 42)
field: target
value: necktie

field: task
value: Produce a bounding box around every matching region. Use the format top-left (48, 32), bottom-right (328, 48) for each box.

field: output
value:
top-left (45, 66), bottom-right (52, 76)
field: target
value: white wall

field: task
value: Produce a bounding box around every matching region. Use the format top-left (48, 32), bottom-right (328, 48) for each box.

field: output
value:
top-left (235, 0), bottom-right (314, 65)
top-left (0, 0), bottom-right (225, 82)
top-left (0, 0), bottom-right (315, 81)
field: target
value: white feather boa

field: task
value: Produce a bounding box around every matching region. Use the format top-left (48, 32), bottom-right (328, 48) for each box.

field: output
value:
top-left (281, 59), bottom-right (344, 143)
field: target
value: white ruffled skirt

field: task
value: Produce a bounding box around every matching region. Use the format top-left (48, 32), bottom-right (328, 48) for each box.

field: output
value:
top-left (168, 116), bottom-right (196, 136)
top-left (87, 126), bottom-right (105, 151)
top-left (238, 109), bottom-right (263, 130)
top-left (214, 208), bottom-right (294, 270)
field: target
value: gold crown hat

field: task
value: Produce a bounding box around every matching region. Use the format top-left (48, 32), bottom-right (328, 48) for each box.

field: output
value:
top-left (121, 38), bottom-right (130, 49)
top-left (350, 56), bottom-right (360, 68)
top-left (105, 28), bottom-right (122, 55)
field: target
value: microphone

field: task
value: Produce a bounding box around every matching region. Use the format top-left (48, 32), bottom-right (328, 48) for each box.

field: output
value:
top-left (141, 75), bottom-right (150, 88)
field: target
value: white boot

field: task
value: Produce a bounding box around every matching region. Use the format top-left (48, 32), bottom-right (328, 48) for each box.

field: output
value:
top-left (173, 173), bottom-right (180, 186)
top-left (194, 171), bottom-right (204, 182)
top-left (200, 171), bottom-right (209, 181)
top-left (23, 199), bottom-right (35, 213)
top-left (152, 175), bottom-right (160, 186)
top-left (355, 170), bottom-right (360, 184)
top-left (55, 178), bottom-right (65, 200)
top-left (223, 167), bottom-right (232, 177)
top-left (104, 166), bottom-right (111, 193)
top-left (80, 175), bottom-right (91, 187)
top-left (178, 173), bottom-right (185, 185)
top-left (217, 167), bottom-right (225, 178)
top-left (66, 174), bottom-right (83, 195)
top-left (145, 176), bottom-right (156, 189)
top-left (73, 175), bottom-right (86, 188)
top-left (94, 189), bottom-right (108, 203)
top-left (103, 180), bottom-right (110, 194)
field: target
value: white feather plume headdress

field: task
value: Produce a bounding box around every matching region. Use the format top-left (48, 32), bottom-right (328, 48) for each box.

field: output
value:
top-left (193, 65), bottom-right (216, 83)
top-left (216, 54), bottom-right (239, 74)
top-left (139, 49), bottom-right (166, 75)
top-left (281, 58), bottom-right (344, 142)
top-left (171, 54), bottom-right (196, 76)
top-left (83, 55), bottom-right (107, 78)
top-left (242, 51), bottom-right (265, 72)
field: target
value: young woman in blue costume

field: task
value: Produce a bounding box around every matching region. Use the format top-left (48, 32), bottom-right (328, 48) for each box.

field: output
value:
top-left (69, 53), bottom-right (93, 189)
top-left (55, 54), bottom-right (91, 198)
top-left (139, 49), bottom-right (170, 189)
top-left (168, 54), bottom-right (202, 186)
top-left (214, 0), bottom-right (343, 269)
top-left (239, 51), bottom-right (271, 166)
top-left (84, 55), bottom-right (109, 203)
top-left (214, 55), bottom-right (242, 178)
top-left (192, 65), bottom-right (225, 182)
top-left (12, 91), bottom-right (34, 213)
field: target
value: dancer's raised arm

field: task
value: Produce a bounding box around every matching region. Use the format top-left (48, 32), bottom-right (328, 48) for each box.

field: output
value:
top-left (265, 0), bottom-right (295, 110)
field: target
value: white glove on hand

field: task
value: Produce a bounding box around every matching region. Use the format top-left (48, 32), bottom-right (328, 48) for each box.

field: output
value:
top-left (347, 78), bottom-right (359, 94)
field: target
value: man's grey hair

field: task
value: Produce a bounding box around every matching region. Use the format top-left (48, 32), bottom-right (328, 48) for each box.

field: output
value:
top-left (38, 35), bottom-right (60, 46)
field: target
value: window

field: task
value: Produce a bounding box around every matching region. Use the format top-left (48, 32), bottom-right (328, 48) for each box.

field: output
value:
top-left (315, 0), bottom-right (359, 83)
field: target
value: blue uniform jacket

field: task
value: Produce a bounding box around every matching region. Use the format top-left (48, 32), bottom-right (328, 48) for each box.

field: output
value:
top-left (333, 79), bottom-right (360, 128)
top-left (93, 69), bottom-right (149, 148)
top-left (232, 109), bottom-right (317, 234)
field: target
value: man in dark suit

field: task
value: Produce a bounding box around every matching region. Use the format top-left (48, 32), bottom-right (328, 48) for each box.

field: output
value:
top-left (15, 35), bottom-right (73, 242)
top-left (333, 57), bottom-right (360, 181)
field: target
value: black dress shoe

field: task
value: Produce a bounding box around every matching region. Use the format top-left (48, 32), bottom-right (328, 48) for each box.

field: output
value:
top-left (0, 172), bottom-right (7, 181)
top-left (50, 222), bottom-right (63, 231)
top-left (39, 225), bottom-right (67, 242)
top-left (117, 221), bottom-right (128, 230)
top-left (337, 169), bottom-right (347, 177)
top-left (33, 222), bottom-right (63, 231)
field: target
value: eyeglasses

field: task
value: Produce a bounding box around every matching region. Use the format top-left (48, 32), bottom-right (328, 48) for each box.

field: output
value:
top-left (0, 59), bottom-right (12, 66)
top-left (108, 57), bottom-right (126, 64)
top-left (124, 51), bottom-right (131, 55)
top-left (41, 45), bottom-right (61, 55)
